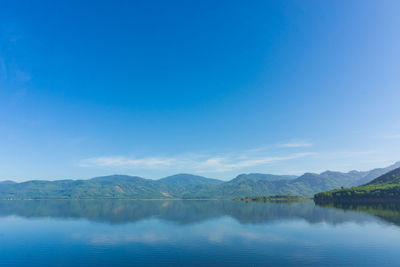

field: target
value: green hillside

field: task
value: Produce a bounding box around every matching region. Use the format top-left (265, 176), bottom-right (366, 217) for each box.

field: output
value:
top-left (0, 162), bottom-right (399, 199)
top-left (314, 167), bottom-right (400, 203)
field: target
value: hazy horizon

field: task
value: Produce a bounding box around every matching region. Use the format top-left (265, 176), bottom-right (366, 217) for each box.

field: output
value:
top-left (2, 160), bottom-right (399, 183)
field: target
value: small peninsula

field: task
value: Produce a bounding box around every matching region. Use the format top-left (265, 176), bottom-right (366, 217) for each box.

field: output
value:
top-left (234, 195), bottom-right (311, 202)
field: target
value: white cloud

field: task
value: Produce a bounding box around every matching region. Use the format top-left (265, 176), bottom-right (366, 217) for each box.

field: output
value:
top-left (278, 141), bottom-right (313, 148)
top-left (78, 152), bottom-right (315, 173)
top-left (380, 134), bottom-right (400, 140)
top-left (78, 156), bottom-right (175, 168)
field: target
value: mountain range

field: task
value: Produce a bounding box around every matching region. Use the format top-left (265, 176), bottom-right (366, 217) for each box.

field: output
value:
top-left (1, 161), bottom-right (399, 199)
top-left (314, 165), bottom-right (400, 202)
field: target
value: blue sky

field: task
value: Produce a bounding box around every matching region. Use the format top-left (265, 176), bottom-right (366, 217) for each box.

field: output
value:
top-left (1, 0), bottom-right (400, 181)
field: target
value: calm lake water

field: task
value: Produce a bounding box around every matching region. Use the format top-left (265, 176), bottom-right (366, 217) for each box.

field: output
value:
top-left (0, 200), bottom-right (400, 266)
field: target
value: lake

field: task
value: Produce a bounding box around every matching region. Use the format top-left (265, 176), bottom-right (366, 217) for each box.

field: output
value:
top-left (0, 200), bottom-right (400, 266)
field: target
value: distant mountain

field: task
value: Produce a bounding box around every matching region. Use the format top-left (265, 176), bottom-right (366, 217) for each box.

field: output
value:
top-left (314, 167), bottom-right (400, 202)
top-left (0, 162), bottom-right (399, 199)
top-left (198, 161), bottom-right (400, 198)
top-left (158, 174), bottom-right (223, 186)
top-left (230, 173), bottom-right (298, 182)
top-left (347, 161), bottom-right (400, 185)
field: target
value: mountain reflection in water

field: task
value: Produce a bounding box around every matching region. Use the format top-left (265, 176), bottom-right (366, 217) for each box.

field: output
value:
top-left (0, 199), bottom-right (399, 226)
top-left (2, 200), bottom-right (400, 266)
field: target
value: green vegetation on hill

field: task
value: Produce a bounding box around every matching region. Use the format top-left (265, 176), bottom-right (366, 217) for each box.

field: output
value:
top-left (0, 162), bottom-right (399, 199)
top-left (314, 167), bottom-right (400, 203)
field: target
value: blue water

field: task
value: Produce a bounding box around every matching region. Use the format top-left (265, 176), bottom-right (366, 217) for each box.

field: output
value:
top-left (0, 200), bottom-right (399, 266)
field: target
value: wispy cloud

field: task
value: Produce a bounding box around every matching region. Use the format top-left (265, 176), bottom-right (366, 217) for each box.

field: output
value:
top-left (79, 156), bottom-right (175, 168)
top-left (379, 134), bottom-right (400, 140)
top-left (278, 141), bottom-right (313, 148)
top-left (78, 152), bottom-right (315, 173)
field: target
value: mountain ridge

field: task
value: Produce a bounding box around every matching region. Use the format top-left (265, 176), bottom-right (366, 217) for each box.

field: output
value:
top-left (1, 162), bottom-right (399, 199)
top-left (314, 166), bottom-right (400, 202)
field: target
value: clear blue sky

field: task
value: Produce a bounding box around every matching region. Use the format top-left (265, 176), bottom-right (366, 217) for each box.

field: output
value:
top-left (1, 0), bottom-right (400, 181)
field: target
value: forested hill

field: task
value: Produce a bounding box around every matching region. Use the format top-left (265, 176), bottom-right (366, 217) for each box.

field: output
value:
top-left (0, 162), bottom-right (399, 199)
top-left (314, 167), bottom-right (400, 203)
